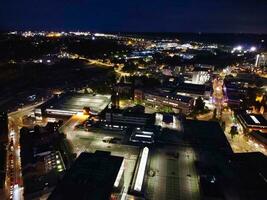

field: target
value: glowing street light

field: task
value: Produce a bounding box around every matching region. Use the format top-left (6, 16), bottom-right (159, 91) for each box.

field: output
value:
top-left (250, 46), bottom-right (257, 52)
top-left (236, 46), bottom-right (242, 51)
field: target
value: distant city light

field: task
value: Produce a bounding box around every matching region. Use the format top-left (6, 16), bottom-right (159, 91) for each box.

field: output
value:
top-left (46, 32), bottom-right (62, 38)
top-left (236, 46), bottom-right (242, 51)
top-left (232, 45), bottom-right (243, 53)
top-left (250, 46), bottom-right (256, 52)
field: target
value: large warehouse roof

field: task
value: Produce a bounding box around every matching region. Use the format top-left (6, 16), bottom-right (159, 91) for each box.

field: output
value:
top-left (41, 92), bottom-right (111, 115)
top-left (48, 151), bottom-right (123, 200)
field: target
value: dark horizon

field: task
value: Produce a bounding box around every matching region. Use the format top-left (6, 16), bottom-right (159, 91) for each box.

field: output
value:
top-left (2, 30), bottom-right (267, 35)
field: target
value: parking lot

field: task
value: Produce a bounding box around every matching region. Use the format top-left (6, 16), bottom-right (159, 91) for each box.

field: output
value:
top-left (62, 115), bottom-right (141, 195)
top-left (61, 114), bottom-right (201, 200)
top-left (146, 146), bottom-right (200, 200)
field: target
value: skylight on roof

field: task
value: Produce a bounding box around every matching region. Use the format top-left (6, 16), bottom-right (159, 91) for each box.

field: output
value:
top-left (250, 115), bottom-right (260, 124)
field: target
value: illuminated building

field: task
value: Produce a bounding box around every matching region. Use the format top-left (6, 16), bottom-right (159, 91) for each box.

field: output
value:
top-left (176, 83), bottom-right (211, 100)
top-left (20, 122), bottom-right (67, 199)
top-left (237, 112), bottom-right (267, 133)
top-left (130, 128), bottom-right (156, 144)
top-left (190, 71), bottom-right (210, 85)
top-left (212, 78), bottom-right (225, 117)
top-left (135, 89), bottom-right (194, 115)
top-left (105, 108), bottom-right (155, 127)
top-left (155, 113), bottom-right (183, 131)
top-left (46, 32), bottom-right (62, 38)
top-left (255, 53), bottom-right (267, 71)
top-left (44, 151), bottom-right (65, 173)
top-left (35, 93), bottom-right (111, 120)
top-left (155, 42), bottom-right (179, 50)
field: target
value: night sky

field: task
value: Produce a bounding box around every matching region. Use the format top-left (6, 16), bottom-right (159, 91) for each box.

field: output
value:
top-left (1, 0), bottom-right (267, 33)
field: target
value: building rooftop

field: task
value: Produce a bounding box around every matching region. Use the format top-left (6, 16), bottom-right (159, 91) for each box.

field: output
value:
top-left (184, 120), bottom-right (233, 154)
top-left (230, 152), bottom-right (267, 200)
top-left (238, 112), bottom-right (267, 127)
top-left (41, 92), bottom-right (111, 115)
top-left (176, 83), bottom-right (210, 96)
top-left (145, 89), bottom-right (194, 104)
top-left (48, 151), bottom-right (123, 200)
top-left (107, 108), bottom-right (154, 118)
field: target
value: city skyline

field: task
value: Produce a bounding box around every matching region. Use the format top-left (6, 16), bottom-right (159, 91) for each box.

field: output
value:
top-left (0, 1), bottom-right (267, 199)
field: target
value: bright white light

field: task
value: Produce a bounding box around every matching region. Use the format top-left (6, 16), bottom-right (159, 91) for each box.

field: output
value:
top-left (134, 147), bottom-right (149, 192)
top-left (142, 131), bottom-right (153, 135)
top-left (12, 184), bottom-right (19, 200)
top-left (236, 46), bottom-right (242, 51)
top-left (76, 112), bottom-right (84, 116)
top-left (114, 160), bottom-right (124, 187)
top-left (250, 46), bottom-right (256, 52)
top-left (250, 115), bottom-right (260, 124)
top-left (135, 134), bottom-right (152, 138)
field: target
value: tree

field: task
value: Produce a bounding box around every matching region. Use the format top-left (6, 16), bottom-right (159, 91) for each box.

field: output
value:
top-left (162, 106), bottom-right (172, 113)
top-left (230, 126), bottom-right (238, 139)
top-left (194, 97), bottom-right (205, 113)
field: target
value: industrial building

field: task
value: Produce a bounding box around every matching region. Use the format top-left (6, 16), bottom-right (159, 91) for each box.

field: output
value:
top-left (237, 112), bottom-right (267, 133)
top-left (35, 92), bottom-right (111, 119)
top-left (130, 127), bottom-right (156, 144)
top-left (104, 108), bottom-right (155, 127)
top-left (176, 83), bottom-right (211, 100)
top-left (255, 52), bottom-right (267, 68)
top-left (48, 151), bottom-right (124, 200)
top-left (134, 89), bottom-right (194, 115)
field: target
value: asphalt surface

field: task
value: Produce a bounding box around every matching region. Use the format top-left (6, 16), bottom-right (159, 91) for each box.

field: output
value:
top-left (61, 115), bottom-right (140, 199)
top-left (146, 147), bottom-right (200, 200)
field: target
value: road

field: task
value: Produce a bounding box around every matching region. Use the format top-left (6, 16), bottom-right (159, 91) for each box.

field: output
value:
top-left (221, 109), bottom-right (267, 155)
top-left (66, 52), bottom-right (129, 82)
top-left (5, 102), bottom-right (44, 200)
